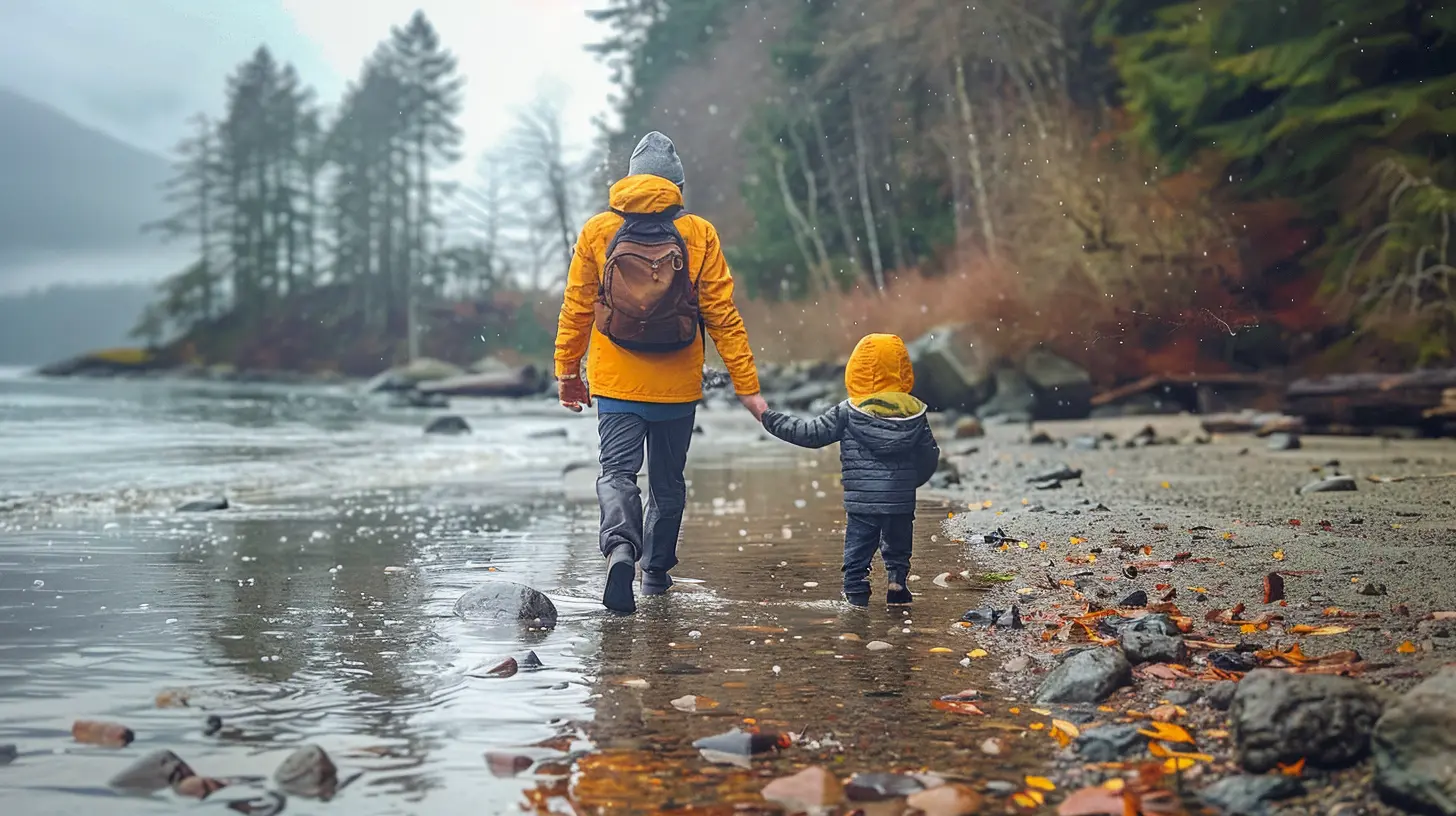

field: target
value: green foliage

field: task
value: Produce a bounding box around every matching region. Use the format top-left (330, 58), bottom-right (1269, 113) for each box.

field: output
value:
top-left (1094, 0), bottom-right (1456, 359)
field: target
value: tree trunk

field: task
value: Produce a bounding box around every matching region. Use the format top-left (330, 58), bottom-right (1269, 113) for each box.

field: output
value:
top-left (879, 128), bottom-right (909, 273)
top-left (939, 86), bottom-right (969, 254)
top-left (849, 92), bottom-right (886, 292)
top-left (785, 121), bottom-right (835, 290)
top-left (774, 153), bottom-right (832, 294)
top-left (809, 102), bottom-right (864, 276)
top-left (954, 54), bottom-right (999, 261)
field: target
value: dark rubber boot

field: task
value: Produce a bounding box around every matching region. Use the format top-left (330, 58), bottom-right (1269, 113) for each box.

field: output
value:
top-left (641, 570), bottom-right (673, 596)
top-left (844, 592), bottom-right (870, 609)
top-left (886, 583), bottom-right (913, 606)
top-left (603, 545), bottom-right (637, 614)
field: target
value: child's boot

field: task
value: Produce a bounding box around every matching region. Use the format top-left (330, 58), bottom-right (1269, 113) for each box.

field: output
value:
top-left (886, 574), bottom-right (913, 606)
top-left (844, 591), bottom-right (870, 609)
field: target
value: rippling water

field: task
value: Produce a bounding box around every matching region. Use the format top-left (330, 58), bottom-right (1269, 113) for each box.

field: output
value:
top-left (0, 368), bottom-right (1036, 815)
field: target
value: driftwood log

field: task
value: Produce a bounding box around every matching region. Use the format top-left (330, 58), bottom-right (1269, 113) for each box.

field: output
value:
top-left (1283, 369), bottom-right (1456, 435)
top-left (1091, 373), bottom-right (1282, 414)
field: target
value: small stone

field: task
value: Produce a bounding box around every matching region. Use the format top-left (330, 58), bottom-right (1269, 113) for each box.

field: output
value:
top-left (954, 417), bottom-right (985, 439)
top-left (984, 780), bottom-right (1019, 796)
top-left (1034, 647), bottom-right (1133, 704)
top-left (484, 657), bottom-right (518, 678)
top-left (424, 415), bottom-right (471, 435)
top-left (865, 640), bottom-right (893, 651)
top-left (71, 719), bottom-right (134, 748)
top-left (203, 715), bottom-right (223, 736)
top-left (485, 752), bottom-right (533, 778)
top-left (173, 776), bottom-right (228, 799)
top-left (1074, 723), bottom-right (1150, 762)
top-left (1120, 625), bottom-right (1187, 665)
top-left (845, 772), bottom-right (926, 802)
top-left (1166, 689), bottom-right (1200, 706)
top-left (980, 738), bottom-right (1004, 756)
top-left (518, 650), bottom-right (544, 670)
top-left (176, 497), bottom-right (228, 512)
top-left (273, 744), bottom-right (339, 800)
top-left (761, 766), bottom-right (845, 810)
top-left (0, 744), bottom-right (16, 765)
top-left (1232, 669), bottom-right (1385, 772)
top-left (1201, 775), bottom-right (1304, 816)
top-left (906, 782), bottom-right (985, 816)
top-left (1205, 682), bottom-right (1238, 711)
top-left (109, 749), bottom-right (195, 792)
top-left (1299, 475), bottom-right (1357, 494)
top-left (838, 633), bottom-right (861, 641)
top-left (1118, 589), bottom-right (1148, 607)
top-left (1266, 433), bottom-right (1302, 451)
top-left (1358, 582), bottom-right (1388, 597)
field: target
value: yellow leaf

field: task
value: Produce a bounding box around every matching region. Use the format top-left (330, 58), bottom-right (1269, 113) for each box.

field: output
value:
top-left (1024, 776), bottom-right (1056, 792)
top-left (929, 647), bottom-right (954, 654)
top-left (1290, 624), bottom-right (1351, 636)
top-left (1188, 586), bottom-right (1208, 593)
top-left (1101, 778), bottom-right (1126, 792)
top-left (1029, 722), bottom-right (1045, 731)
top-left (1397, 640), bottom-right (1417, 654)
top-left (1087, 553), bottom-right (1098, 563)
top-left (1138, 722), bottom-right (1195, 744)
top-left (967, 649), bottom-right (989, 659)
top-left (1241, 624), bottom-right (1257, 634)
top-left (1273, 550), bottom-right (1286, 561)
top-left (1070, 536), bottom-right (1087, 545)
top-left (1163, 757), bottom-right (1200, 772)
top-left (1161, 481), bottom-right (1171, 489)
top-left (1009, 707), bottom-right (1021, 715)
top-left (1039, 541), bottom-right (1048, 550)
top-left (1030, 708), bottom-right (1052, 716)
top-left (1049, 719), bottom-right (1080, 748)
top-left (1221, 532), bottom-right (1234, 540)
top-left (1016, 587), bottom-right (1036, 595)
top-left (1012, 792), bottom-right (1043, 809)
top-left (1018, 540), bottom-right (1029, 549)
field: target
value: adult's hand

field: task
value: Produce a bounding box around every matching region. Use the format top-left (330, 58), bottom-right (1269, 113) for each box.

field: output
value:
top-left (738, 393), bottom-right (768, 422)
top-left (559, 376), bottom-right (591, 412)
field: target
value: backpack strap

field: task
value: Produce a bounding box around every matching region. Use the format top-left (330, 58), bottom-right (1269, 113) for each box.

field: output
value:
top-left (610, 204), bottom-right (685, 222)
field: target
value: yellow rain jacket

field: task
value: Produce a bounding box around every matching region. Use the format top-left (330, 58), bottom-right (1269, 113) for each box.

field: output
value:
top-left (843, 333), bottom-right (921, 416)
top-left (554, 174), bottom-right (760, 402)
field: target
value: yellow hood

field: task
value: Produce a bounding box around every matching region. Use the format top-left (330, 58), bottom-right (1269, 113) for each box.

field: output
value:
top-left (608, 174), bottom-right (684, 215)
top-left (845, 333), bottom-right (923, 417)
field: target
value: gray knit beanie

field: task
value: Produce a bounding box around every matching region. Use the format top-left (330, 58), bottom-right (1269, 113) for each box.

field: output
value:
top-left (628, 131), bottom-right (685, 186)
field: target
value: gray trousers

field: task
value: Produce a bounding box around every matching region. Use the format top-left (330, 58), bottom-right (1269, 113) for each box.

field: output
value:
top-left (596, 411), bottom-right (696, 573)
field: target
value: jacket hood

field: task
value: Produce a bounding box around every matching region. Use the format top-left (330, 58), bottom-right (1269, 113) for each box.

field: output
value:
top-left (845, 333), bottom-right (915, 402)
top-left (608, 174), bottom-right (685, 215)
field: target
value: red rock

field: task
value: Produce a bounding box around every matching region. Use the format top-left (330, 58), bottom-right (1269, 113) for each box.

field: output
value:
top-left (174, 776), bottom-right (228, 799)
top-left (71, 719), bottom-right (134, 748)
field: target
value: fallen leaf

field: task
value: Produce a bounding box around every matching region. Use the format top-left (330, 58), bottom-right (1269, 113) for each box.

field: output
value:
top-left (1273, 550), bottom-right (1286, 561)
top-left (931, 699), bottom-right (985, 716)
top-left (1277, 758), bottom-right (1306, 777)
top-left (1323, 607), bottom-right (1358, 618)
top-left (1397, 641), bottom-right (1417, 654)
top-left (1013, 790), bottom-right (1047, 809)
top-left (1025, 776), bottom-right (1057, 792)
top-left (1290, 625), bottom-right (1351, 636)
top-left (1137, 722), bottom-right (1194, 745)
top-left (1163, 757), bottom-right (1200, 772)
top-left (929, 647), bottom-right (955, 654)
top-left (670, 695), bottom-right (720, 713)
top-left (1149, 704), bottom-right (1185, 722)
top-left (1050, 719), bottom-right (1081, 748)
top-left (967, 649), bottom-right (989, 659)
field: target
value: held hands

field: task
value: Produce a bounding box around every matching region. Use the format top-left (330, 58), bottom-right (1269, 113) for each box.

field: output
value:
top-left (559, 375), bottom-right (592, 412)
top-left (738, 393), bottom-right (768, 423)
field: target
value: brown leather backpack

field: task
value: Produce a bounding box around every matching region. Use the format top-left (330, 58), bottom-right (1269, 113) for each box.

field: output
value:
top-left (595, 205), bottom-right (703, 352)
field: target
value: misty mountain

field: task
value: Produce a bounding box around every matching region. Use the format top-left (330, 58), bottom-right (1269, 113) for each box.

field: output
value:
top-left (0, 87), bottom-right (172, 278)
top-left (0, 283), bottom-right (154, 365)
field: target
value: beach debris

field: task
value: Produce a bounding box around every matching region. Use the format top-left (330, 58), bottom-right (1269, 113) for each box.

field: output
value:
top-left (670, 695), bottom-right (719, 713)
top-left (761, 766), bottom-right (844, 811)
top-left (72, 719), bottom-right (134, 748)
top-left (1028, 464), bottom-right (1083, 484)
top-left (109, 749), bottom-right (195, 792)
top-left (692, 728), bottom-right (792, 762)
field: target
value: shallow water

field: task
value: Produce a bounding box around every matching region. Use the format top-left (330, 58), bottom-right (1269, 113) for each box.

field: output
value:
top-left (0, 371), bottom-right (1047, 814)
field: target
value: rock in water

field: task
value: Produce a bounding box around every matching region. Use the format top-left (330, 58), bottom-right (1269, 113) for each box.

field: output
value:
top-left (109, 749), bottom-right (195, 792)
top-left (1034, 646), bottom-right (1132, 704)
top-left (0, 744), bottom-right (16, 765)
top-left (424, 415), bottom-right (471, 435)
top-left (273, 744), bottom-right (338, 800)
top-left (844, 772), bottom-right (927, 802)
top-left (176, 497), bottom-right (228, 512)
top-left (1373, 666), bottom-right (1456, 815)
top-left (453, 582), bottom-right (558, 628)
top-left (1200, 775), bottom-right (1304, 816)
top-left (975, 367), bottom-right (1037, 423)
top-left (1231, 669), bottom-right (1385, 772)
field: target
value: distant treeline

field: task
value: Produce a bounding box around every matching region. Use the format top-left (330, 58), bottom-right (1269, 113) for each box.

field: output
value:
top-left (0, 283), bottom-right (152, 364)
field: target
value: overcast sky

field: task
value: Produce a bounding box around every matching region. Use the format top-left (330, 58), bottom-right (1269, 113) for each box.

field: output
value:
top-left (0, 0), bottom-right (617, 168)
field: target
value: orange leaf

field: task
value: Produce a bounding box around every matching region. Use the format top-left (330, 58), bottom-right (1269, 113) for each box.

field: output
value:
top-left (1277, 758), bottom-right (1306, 777)
top-left (1273, 550), bottom-right (1285, 561)
top-left (931, 699), bottom-right (985, 716)
top-left (1397, 640), bottom-right (1417, 654)
top-left (1138, 722), bottom-right (1194, 745)
top-left (1025, 776), bottom-right (1057, 792)
top-left (1050, 719), bottom-right (1081, 748)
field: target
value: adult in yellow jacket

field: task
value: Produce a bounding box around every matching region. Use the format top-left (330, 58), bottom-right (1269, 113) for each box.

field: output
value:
top-left (555, 131), bottom-right (765, 614)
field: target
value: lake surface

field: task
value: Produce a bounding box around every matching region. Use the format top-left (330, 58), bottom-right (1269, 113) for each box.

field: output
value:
top-left (0, 368), bottom-right (1033, 815)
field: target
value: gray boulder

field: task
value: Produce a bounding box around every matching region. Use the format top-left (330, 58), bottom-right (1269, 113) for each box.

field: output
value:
top-left (1200, 775), bottom-right (1304, 816)
top-left (1034, 646), bottom-right (1132, 704)
top-left (1374, 666), bottom-right (1456, 815)
top-left (366, 357), bottom-right (465, 393)
top-left (1073, 723), bottom-right (1149, 762)
top-left (1119, 614), bottom-right (1187, 664)
top-left (1022, 348), bottom-right (1093, 420)
top-left (274, 744), bottom-right (338, 800)
top-left (454, 581), bottom-right (558, 629)
top-left (1231, 669), bottom-right (1385, 772)
top-left (906, 324), bottom-right (994, 412)
top-left (976, 367), bottom-right (1037, 423)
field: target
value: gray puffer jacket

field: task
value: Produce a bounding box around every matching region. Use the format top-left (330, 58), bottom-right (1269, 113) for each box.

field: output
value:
top-left (762, 396), bottom-right (940, 515)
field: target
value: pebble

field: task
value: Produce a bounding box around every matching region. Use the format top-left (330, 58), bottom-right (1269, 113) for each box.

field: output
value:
top-left (761, 766), bottom-right (844, 810)
top-left (865, 640), bottom-right (893, 651)
top-left (906, 782), bottom-right (985, 816)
